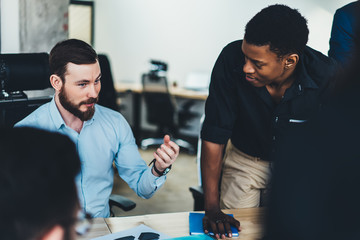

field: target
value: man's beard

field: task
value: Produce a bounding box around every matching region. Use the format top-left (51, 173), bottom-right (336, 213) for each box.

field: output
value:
top-left (58, 88), bottom-right (98, 121)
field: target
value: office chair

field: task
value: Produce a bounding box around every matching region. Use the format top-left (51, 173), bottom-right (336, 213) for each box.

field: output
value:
top-left (97, 54), bottom-right (120, 112)
top-left (0, 52), bottom-right (135, 215)
top-left (140, 61), bottom-right (196, 154)
top-left (109, 194), bottom-right (136, 216)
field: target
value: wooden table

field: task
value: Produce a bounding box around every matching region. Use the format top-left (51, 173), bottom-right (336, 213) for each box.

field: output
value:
top-left (77, 218), bottom-right (111, 240)
top-left (78, 208), bottom-right (265, 240)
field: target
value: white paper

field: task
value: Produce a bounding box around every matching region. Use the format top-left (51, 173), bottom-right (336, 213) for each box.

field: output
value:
top-left (92, 224), bottom-right (171, 240)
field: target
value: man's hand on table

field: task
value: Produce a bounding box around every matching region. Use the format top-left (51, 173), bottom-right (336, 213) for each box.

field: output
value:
top-left (203, 208), bottom-right (241, 239)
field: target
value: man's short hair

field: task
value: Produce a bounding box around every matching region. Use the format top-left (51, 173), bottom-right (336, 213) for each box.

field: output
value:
top-left (0, 127), bottom-right (81, 240)
top-left (49, 39), bottom-right (98, 82)
top-left (244, 4), bottom-right (309, 58)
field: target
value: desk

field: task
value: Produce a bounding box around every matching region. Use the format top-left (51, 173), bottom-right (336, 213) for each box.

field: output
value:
top-left (77, 218), bottom-right (111, 240)
top-left (0, 96), bottom-right (52, 126)
top-left (78, 208), bottom-right (265, 240)
top-left (115, 83), bottom-right (208, 101)
top-left (115, 83), bottom-right (208, 143)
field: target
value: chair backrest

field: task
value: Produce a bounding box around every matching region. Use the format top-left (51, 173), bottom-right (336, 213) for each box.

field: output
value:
top-left (141, 73), bottom-right (175, 127)
top-left (97, 54), bottom-right (118, 111)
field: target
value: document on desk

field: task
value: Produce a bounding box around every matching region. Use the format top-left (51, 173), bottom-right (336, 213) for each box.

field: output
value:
top-left (92, 224), bottom-right (171, 240)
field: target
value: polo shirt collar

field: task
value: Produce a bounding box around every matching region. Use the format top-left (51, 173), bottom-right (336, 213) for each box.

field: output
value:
top-left (295, 52), bottom-right (319, 90)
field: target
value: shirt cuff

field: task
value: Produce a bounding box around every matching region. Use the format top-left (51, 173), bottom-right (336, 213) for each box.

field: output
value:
top-left (201, 123), bottom-right (232, 144)
top-left (144, 167), bottom-right (166, 192)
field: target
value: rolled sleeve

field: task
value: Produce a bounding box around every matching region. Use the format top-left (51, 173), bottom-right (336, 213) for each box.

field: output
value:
top-left (201, 122), bottom-right (232, 144)
top-left (201, 42), bottom-right (241, 144)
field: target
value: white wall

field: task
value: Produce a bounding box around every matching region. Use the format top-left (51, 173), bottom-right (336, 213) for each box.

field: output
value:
top-left (1, 0), bottom-right (354, 84)
top-left (94, 0), bottom-right (354, 86)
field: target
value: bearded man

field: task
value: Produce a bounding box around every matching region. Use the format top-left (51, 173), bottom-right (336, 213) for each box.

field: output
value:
top-left (15, 39), bottom-right (179, 218)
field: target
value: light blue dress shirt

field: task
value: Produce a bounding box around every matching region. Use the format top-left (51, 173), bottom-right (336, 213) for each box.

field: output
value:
top-left (15, 98), bottom-right (166, 217)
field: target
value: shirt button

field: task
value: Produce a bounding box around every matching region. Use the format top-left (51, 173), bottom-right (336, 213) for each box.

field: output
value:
top-left (272, 136), bottom-right (276, 141)
top-left (275, 117), bottom-right (279, 123)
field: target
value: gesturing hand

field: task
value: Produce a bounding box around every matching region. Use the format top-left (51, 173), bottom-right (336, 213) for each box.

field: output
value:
top-left (152, 135), bottom-right (180, 175)
top-left (203, 209), bottom-right (241, 239)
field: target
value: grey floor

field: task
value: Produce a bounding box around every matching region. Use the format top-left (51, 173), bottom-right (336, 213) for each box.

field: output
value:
top-left (111, 148), bottom-right (199, 217)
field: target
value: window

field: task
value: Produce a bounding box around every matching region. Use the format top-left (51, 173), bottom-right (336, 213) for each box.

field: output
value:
top-left (69, 0), bottom-right (94, 45)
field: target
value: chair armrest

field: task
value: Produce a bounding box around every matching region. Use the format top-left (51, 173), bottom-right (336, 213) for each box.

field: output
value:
top-left (109, 194), bottom-right (136, 212)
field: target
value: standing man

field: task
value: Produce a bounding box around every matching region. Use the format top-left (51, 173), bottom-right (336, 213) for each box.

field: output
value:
top-left (16, 39), bottom-right (179, 217)
top-left (200, 5), bottom-right (337, 238)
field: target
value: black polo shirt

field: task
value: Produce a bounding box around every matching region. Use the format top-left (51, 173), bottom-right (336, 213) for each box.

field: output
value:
top-left (201, 40), bottom-right (337, 161)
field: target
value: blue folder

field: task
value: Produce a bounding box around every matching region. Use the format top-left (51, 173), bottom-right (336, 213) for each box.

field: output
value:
top-left (189, 212), bottom-right (239, 237)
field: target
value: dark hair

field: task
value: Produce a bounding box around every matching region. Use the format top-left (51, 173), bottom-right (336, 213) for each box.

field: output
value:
top-left (0, 127), bottom-right (81, 240)
top-left (244, 4), bottom-right (309, 57)
top-left (49, 38), bottom-right (98, 81)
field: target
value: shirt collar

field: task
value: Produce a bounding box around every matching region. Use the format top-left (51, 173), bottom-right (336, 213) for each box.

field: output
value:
top-left (49, 97), bottom-right (66, 130)
top-left (295, 52), bottom-right (319, 90)
top-left (84, 108), bottom-right (96, 126)
top-left (49, 97), bottom-right (96, 130)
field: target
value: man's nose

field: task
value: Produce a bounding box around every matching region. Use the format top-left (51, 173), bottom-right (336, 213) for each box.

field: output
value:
top-left (88, 84), bottom-right (98, 98)
top-left (243, 60), bottom-right (255, 74)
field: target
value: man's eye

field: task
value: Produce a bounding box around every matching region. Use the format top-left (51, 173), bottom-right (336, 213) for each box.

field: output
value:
top-left (95, 79), bottom-right (101, 84)
top-left (78, 83), bottom-right (86, 87)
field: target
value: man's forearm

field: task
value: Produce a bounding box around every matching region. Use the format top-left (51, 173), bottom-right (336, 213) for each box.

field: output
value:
top-left (201, 140), bottom-right (225, 211)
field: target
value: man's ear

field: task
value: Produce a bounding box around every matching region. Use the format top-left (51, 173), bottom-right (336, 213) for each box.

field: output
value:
top-left (50, 75), bottom-right (63, 92)
top-left (284, 54), bottom-right (299, 69)
top-left (42, 225), bottom-right (64, 240)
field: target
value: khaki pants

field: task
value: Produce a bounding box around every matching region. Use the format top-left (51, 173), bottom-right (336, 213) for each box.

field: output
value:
top-left (220, 140), bottom-right (271, 209)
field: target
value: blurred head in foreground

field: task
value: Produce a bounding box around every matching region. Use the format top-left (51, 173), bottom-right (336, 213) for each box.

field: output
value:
top-left (0, 127), bottom-right (81, 240)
